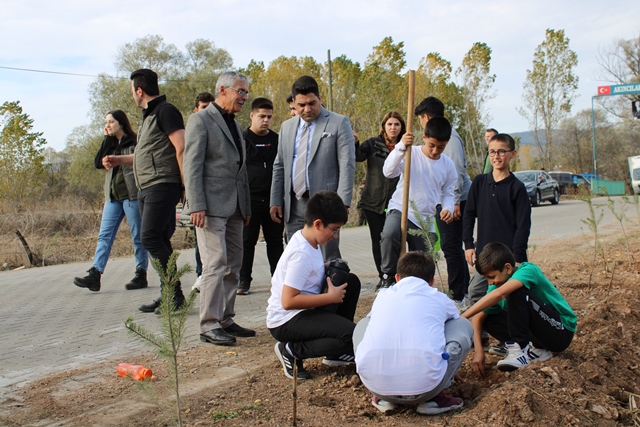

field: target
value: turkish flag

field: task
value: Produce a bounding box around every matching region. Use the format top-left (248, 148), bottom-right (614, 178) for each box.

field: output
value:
top-left (597, 86), bottom-right (611, 95)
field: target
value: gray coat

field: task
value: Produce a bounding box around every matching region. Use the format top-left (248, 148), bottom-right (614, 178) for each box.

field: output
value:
top-left (183, 103), bottom-right (250, 219)
top-left (270, 107), bottom-right (355, 222)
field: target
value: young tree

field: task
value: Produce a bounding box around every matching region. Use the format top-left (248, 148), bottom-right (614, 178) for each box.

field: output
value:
top-left (0, 101), bottom-right (47, 203)
top-left (518, 29), bottom-right (579, 170)
top-left (456, 42), bottom-right (496, 174)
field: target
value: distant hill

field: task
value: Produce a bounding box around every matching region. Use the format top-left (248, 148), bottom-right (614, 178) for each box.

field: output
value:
top-left (511, 130), bottom-right (547, 146)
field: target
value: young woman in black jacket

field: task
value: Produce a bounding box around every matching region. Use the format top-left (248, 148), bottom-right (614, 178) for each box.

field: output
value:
top-left (73, 110), bottom-right (148, 292)
top-left (355, 111), bottom-right (406, 289)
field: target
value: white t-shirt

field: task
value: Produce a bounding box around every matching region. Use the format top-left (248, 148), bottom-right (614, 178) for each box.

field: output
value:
top-left (355, 276), bottom-right (459, 396)
top-left (383, 143), bottom-right (456, 230)
top-left (266, 230), bottom-right (325, 328)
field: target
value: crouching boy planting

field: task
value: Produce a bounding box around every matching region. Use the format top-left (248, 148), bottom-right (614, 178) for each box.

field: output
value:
top-left (354, 251), bottom-right (473, 415)
top-left (462, 242), bottom-right (577, 374)
top-left (267, 191), bottom-right (361, 380)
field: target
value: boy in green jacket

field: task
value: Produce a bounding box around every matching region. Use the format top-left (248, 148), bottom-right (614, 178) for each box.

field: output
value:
top-left (462, 242), bottom-right (576, 375)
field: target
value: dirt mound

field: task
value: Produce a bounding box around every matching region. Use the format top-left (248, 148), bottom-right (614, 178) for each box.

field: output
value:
top-left (1, 231), bottom-right (639, 426)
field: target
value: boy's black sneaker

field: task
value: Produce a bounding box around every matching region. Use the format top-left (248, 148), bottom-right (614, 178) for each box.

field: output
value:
top-left (274, 342), bottom-right (311, 380)
top-left (73, 267), bottom-right (101, 292)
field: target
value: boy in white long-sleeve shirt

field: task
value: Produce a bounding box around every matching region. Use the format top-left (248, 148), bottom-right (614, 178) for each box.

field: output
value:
top-left (378, 116), bottom-right (456, 289)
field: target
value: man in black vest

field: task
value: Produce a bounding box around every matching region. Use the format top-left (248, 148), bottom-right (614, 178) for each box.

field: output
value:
top-left (105, 69), bottom-right (186, 313)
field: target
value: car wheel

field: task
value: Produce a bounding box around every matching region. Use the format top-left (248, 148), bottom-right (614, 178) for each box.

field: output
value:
top-left (551, 188), bottom-right (559, 205)
top-left (532, 191), bottom-right (541, 207)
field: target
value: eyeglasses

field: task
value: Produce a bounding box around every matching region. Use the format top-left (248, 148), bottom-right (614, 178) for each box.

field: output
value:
top-left (327, 226), bottom-right (340, 238)
top-left (488, 149), bottom-right (513, 157)
top-left (226, 87), bottom-right (249, 97)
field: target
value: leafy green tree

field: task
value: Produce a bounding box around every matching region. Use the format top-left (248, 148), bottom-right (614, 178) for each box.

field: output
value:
top-left (0, 101), bottom-right (47, 203)
top-left (322, 54), bottom-right (361, 120)
top-left (245, 56), bottom-right (322, 129)
top-left (415, 52), bottom-right (463, 128)
top-left (64, 124), bottom-right (104, 202)
top-left (518, 29), bottom-right (579, 170)
top-left (88, 35), bottom-right (234, 128)
top-left (356, 37), bottom-right (406, 138)
top-left (456, 42), bottom-right (496, 174)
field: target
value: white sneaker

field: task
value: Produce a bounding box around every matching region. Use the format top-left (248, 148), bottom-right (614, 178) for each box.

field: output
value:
top-left (191, 275), bottom-right (203, 293)
top-left (371, 396), bottom-right (397, 413)
top-left (496, 342), bottom-right (530, 371)
top-left (527, 343), bottom-right (553, 362)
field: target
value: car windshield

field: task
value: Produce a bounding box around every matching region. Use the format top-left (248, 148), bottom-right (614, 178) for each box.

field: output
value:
top-left (514, 172), bottom-right (536, 183)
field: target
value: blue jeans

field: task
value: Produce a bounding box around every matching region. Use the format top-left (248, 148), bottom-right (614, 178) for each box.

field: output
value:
top-left (93, 199), bottom-right (148, 272)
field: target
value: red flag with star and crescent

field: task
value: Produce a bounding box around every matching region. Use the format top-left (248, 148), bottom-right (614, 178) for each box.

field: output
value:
top-left (597, 86), bottom-right (611, 95)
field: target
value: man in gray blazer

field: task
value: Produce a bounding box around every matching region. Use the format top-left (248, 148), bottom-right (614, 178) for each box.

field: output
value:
top-left (270, 76), bottom-right (356, 260)
top-left (184, 71), bottom-right (255, 346)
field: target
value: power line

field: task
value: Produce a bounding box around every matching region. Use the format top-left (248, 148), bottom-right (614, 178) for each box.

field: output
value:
top-left (0, 65), bottom-right (99, 78)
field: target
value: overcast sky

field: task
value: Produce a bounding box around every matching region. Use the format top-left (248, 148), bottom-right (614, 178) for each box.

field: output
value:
top-left (1, 0), bottom-right (638, 151)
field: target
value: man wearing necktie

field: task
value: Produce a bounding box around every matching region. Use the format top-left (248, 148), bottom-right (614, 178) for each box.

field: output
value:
top-left (270, 76), bottom-right (356, 261)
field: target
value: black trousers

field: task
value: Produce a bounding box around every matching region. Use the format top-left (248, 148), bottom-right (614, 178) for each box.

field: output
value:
top-left (435, 202), bottom-right (470, 301)
top-left (239, 201), bottom-right (284, 288)
top-left (269, 273), bottom-right (361, 360)
top-left (363, 209), bottom-right (386, 279)
top-left (484, 286), bottom-right (574, 352)
top-left (138, 183), bottom-right (183, 295)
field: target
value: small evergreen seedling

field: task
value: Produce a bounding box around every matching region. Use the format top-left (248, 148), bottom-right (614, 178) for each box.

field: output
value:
top-left (125, 252), bottom-right (195, 427)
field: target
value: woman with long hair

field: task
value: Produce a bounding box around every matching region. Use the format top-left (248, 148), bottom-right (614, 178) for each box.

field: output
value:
top-left (73, 110), bottom-right (148, 292)
top-left (355, 111), bottom-right (406, 289)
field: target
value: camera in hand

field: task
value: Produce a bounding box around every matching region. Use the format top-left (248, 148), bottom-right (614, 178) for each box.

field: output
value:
top-left (325, 258), bottom-right (350, 286)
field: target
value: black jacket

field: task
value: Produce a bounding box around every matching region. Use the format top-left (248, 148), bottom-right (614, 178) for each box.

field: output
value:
top-left (95, 134), bottom-right (137, 202)
top-left (355, 136), bottom-right (399, 214)
top-left (462, 172), bottom-right (531, 263)
top-left (243, 128), bottom-right (279, 204)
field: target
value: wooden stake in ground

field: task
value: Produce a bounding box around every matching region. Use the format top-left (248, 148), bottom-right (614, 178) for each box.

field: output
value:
top-left (400, 70), bottom-right (416, 256)
top-left (292, 358), bottom-right (298, 427)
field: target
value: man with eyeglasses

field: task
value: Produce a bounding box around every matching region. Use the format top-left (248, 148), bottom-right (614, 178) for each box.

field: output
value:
top-left (270, 76), bottom-right (355, 262)
top-left (414, 97), bottom-right (472, 311)
top-left (183, 71), bottom-right (256, 346)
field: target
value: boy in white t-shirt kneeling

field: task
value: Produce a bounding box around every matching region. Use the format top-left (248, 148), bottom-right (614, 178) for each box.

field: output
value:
top-left (354, 251), bottom-right (473, 415)
top-left (267, 191), bottom-right (361, 380)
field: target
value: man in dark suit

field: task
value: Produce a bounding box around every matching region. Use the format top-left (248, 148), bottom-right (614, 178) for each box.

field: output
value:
top-left (183, 71), bottom-right (255, 346)
top-left (270, 76), bottom-right (356, 260)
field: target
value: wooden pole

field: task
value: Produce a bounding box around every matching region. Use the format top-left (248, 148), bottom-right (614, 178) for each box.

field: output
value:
top-left (400, 70), bottom-right (416, 256)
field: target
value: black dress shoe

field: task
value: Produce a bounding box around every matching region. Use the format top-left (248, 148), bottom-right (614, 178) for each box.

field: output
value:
top-left (200, 328), bottom-right (236, 345)
top-left (223, 322), bottom-right (256, 337)
top-left (139, 297), bottom-right (161, 313)
top-left (154, 297), bottom-right (186, 315)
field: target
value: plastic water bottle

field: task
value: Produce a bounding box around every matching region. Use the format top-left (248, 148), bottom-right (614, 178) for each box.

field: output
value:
top-left (116, 363), bottom-right (152, 380)
top-left (441, 341), bottom-right (462, 361)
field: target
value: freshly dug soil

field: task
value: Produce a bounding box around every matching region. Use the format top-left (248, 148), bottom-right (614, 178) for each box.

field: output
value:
top-left (1, 230), bottom-right (639, 426)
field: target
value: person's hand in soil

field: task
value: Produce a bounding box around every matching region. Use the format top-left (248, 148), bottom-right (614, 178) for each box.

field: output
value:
top-left (473, 349), bottom-right (486, 377)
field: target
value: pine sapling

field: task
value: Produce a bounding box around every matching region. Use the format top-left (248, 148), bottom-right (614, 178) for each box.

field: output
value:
top-left (407, 200), bottom-right (446, 292)
top-left (124, 252), bottom-right (195, 427)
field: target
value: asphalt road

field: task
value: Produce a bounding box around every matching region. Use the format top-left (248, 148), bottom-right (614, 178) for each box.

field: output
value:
top-left (0, 195), bottom-right (631, 398)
